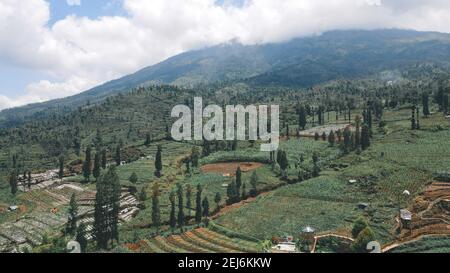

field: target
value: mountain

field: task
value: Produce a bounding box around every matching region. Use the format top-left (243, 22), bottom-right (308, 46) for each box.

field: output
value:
top-left (1, 29), bottom-right (450, 127)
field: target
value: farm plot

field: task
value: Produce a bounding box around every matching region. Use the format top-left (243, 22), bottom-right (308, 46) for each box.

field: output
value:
top-left (215, 176), bottom-right (366, 240)
top-left (0, 212), bottom-right (66, 252)
top-left (388, 235), bottom-right (450, 253)
top-left (299, 124), bottom-right (353, 138)
top-left (371, 129), bottom-right (450, 174)
top-left (279, 138), bottom-right (342, 179)
top-left (0, 182), bottom-right (141, 252)
top-left (141, 228), bottom-right (259, 253)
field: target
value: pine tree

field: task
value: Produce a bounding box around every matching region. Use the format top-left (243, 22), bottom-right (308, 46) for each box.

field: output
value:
top-left (336, 129), bottom-right (342, 142)
top-left (235, 167), bottom-right (242, 199)
top-left (249, 171), bottom-right (258, 197)
top-left (185, 160), bottom-right (190, 175)
top-left (416, 106), bottom-right (420, 130)
top-left (312, 153), bottom-right (320, 177)
top-left (214, 192), bottom-right (221, 211)
top-left (151, 183), bottom-right (161, 232)
top-left (343, 127), bottom-right (351, 154)
top-left (66, 193), bottom-right (78, 235)
top-left (154, 145), bottom-right (162, 177)
top-left (58, 155), bottom-right (64, 180)
top-left (114, 145), bottom-right (121, 166)
top-left (328, 130), bottom-right (335, 147)
top-left (195, 184), bottom-right (202, 225)
top-left (76, 223), bottom-right (88, 253)
top-left (169, 191), bottom-right (176, 233)
top-left (202, 197), bottom-right (210, 219)
top-left (9, 170), bottom-right (18, 195)
top-left (298, 105), bottom-right (307, 130)
top-left (361, 124), bottom-right (371, 150)
top-left (422, 93), bottom-right (430, 117)
top-left (241, 182), bottom-right (247, 200)
top-left (186, 184), bottom-right (192, 217)
top-left (27, 171), bottom-right (32, 190)
top-left (411, 105), bottom-right (417, 130)
top-left (444, 94), bottom-right (449, 115)
top-left (314, 132), bottom-right (319, 141)
top-left (278, 150), bottom-right (289, 179)
top-left (139, 186), bottom-right (148, 201)
top-left (93, 166), bottom-right (121, 249)
top-left (101, 150), bottom-right (107, 169)
top-left (355, 116), bottom-right (361, 148)
top-left (94, 129), bottom-right (103, 150)
top-left (436, 83), bottom-right (445, 111)
top-left (191, 147), bottom-right (199, 167)
top-left (352, 217), bottom-right (368, 238)
top-left (202, 140), bottom-right (211, 156)
top-left (145, 133), bottom-right (151, 147)
top-left (93, 152), bottom-right (101, 181)
top-left (128, 172), bottom-right (138, 184)
top-left (177, 184), bottom-right (185, 230)
top-left (226, 180), bottom-right (238, 205)
top-left (82, 146), bottom-right (92, 182)
top-left (351, 227), bottom-right (376, 253)
top-left (321, 132), bottom-right (327, 141)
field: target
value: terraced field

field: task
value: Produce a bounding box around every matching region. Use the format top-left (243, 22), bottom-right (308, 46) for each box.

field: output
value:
top-left (138, 228), bottom-right (260, 253)
top-left (0, 181), bottom-right (140, 252)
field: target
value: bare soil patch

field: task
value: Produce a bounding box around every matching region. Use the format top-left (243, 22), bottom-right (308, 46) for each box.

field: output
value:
top-left (201, 162), bottom-right (263, 176)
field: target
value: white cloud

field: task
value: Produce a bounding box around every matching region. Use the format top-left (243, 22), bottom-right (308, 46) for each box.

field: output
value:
top-left (66, 0), bottom-right (81, 6)
top-left (2, 0), bottom-right (450, 110)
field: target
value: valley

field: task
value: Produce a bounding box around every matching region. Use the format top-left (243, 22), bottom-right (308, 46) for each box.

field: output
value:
top-left (0, 29), bottom-right (450, 254)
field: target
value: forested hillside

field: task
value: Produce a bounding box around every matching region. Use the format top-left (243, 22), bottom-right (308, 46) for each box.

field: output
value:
top-left (2, 29), bottom-right (450, 128)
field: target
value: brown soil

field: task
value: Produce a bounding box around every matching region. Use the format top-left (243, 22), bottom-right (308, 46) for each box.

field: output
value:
top-left (19, 205), bottom-right (27, 214)
top-left (201, 162), bottom-right (264, 176)
top-left (384, 181), bottom-right (450, 252)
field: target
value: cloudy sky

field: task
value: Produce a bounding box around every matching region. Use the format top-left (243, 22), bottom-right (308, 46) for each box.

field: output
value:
top-left (1, 0), bottom-right (450, 110)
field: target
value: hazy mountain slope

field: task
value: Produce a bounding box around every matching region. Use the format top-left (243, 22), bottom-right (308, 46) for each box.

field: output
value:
top-left (1, 29), bottom-right (450, 128)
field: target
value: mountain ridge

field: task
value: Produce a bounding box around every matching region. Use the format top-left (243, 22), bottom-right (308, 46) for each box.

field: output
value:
top-left (1, 28), bottom-right (450, 128)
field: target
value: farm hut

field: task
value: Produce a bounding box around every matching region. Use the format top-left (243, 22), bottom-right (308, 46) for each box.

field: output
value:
top-left (8, 206), bottom-right (19, 212)
top-left (271, 242), bottom-right (297, 253)
top-left (358, 202), bottom-right (369, 210)
top-left (348, 179), bottom-right (357, 184)
top-left (400, 209), bottom-right (412, 230)
top-left (301, 226), bottom-right (316, 241)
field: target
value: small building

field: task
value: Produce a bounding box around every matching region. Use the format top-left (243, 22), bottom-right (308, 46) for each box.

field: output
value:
top-left (400, 209), bottom-right (412, 230)
top-left (8, 206), bottom-right (19, 212)
top-left (358, 202), bottom-right (370, 209)
top-left (348, 179), bottom-right (357, 184)
top-left (271, 242), bottom-right (297, 253)
top-left (301, 226), bottom-right (316, 241)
